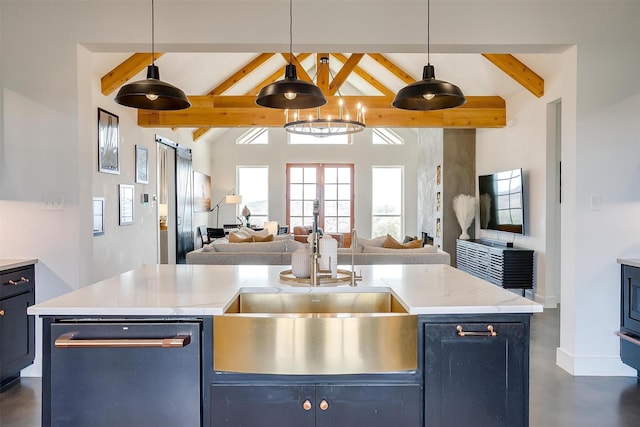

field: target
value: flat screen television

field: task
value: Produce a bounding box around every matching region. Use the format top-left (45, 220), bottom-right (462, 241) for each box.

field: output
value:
top-left (478, 168), bottom-right (525, 235)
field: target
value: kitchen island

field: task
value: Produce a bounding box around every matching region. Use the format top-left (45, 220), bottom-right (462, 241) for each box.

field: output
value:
top-left (29, 264), bottom-right (542, 427)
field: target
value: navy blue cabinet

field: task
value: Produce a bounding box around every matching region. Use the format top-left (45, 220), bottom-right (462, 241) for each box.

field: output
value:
top-left (424, 320), bottom-right (529, 427)
top-left (211, 383), bottom-right (420, 427)
top-left (0, 264), bottom-right (35, 391)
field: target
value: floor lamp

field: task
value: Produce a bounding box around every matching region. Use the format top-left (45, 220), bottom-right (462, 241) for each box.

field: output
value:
top-left (210, 190), bottom-right (242, 227)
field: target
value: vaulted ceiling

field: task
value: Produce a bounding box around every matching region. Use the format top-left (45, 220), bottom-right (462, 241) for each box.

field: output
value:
top-left (97, 51), bottom-right (555, 143)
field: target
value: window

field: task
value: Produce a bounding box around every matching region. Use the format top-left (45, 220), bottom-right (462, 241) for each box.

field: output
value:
top-left (237, 128), bottom-right (269, 144)
top-left (372, 128), bottom-right (404, 145)
top-left (371, 166), bottom-right (403, 240)
top-left (237, 166), bottom-right (268, 226)
top-left (287, 163), bottom-right (354, 236)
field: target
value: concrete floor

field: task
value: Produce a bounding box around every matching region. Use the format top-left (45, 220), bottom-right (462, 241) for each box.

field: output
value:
top-left (1, 308), bottom-right (639, 426)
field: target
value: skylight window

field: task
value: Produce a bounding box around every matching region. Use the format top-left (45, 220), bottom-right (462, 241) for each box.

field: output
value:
top-left (288, 133), bottom-right (350, 145)
top-left (372, 128), bottom-right (404, 145)
top-left (237, 128), bottom-right (269, 144)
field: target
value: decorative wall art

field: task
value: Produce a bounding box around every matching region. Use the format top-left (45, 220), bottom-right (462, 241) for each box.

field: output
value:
top-left (193, 171), bottom-right (211, 212)
top-left (93, 197), bottom-right (105, 236)
top-left (97, 108), bottom-right (120, 174)
top-left (119, 184), bottom-right (135, 225)
top-left (135, 145), bottom-right (149, 184)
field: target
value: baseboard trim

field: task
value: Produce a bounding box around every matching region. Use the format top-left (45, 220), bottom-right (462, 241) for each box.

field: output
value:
top-left (556, 347), bottom-right (637, 376)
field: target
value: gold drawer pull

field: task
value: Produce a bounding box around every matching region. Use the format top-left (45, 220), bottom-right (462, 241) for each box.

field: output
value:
top-left (302, 400), bottom-right (312, 411)
top-left (0, 310), bottom-right (5, 316)
top-left (54, 332), bottom-right (191, 349)
top-left (319, 400), bottom-right (329, 411)
top-left (7, 276), bottom-right (30, 286)
top-left (456, 325), bottom-right (497, 337)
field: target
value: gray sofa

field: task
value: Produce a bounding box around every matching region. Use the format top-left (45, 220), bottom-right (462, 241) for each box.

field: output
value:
top-left (185, 237), bottom-right (451, 266)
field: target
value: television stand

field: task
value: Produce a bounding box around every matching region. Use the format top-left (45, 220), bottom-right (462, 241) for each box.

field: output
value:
top-left (456, 239), bottom-right (534, 292)
top-left (479, 237), bottom-right (514, 248)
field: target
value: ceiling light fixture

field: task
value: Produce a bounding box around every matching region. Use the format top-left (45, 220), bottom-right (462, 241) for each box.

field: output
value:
top-left (284, 56), bottom-right (365, 137)
top-left (392, 0), bottom-right (466, 111)
top-left (115, 0), bottom-right (191, 111)
top-left (255, 0), bottom-right (327, 109)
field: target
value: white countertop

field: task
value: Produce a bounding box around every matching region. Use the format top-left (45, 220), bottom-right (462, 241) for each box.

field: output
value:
top-left (0, 258), bottom-right (38, 271)
top-left (28, 264), bottom-right (542, 316)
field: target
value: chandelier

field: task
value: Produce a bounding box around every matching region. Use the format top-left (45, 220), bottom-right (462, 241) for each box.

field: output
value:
top-left (284, 56), bottom-right (365, 137)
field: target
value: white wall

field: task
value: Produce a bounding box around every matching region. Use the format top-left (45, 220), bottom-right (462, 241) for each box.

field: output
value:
top-left (1, 1), bottom-right (639, 377)
top-left (208, 127), bottom-right (420, 239)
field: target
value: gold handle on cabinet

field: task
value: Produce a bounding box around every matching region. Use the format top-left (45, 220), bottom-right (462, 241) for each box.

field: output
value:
top-left (54, 333), bottom-right (191, 349)
top-left (319, 400), bottom-right (329, 411)
top-left (456, 325), bottom-right (497, 337)
top-left (302, 400), bottom-right (312, 411)
top-left (7, 276), bottom-right (30, 286)
top-left (0, 310), bottom-right (4, 316)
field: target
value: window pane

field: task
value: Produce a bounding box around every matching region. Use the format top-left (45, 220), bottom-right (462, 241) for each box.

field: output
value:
top-left (337, 217), bottom-right (351, 233)
top-left (290, 167), bottom-right (303, 183)
top-left (372, 167), bottom-right (402, 239)
top-left (324, 217), bottom-right (337, 233)
top-left (325, 184), bottom-right (337, 200)
top-left (238, 166), bottom-right (268, 227)
top-left (303, 184), bottom-right (317, 199)
top-left (303, 168), bottom-right (316, 183)
top-left (290, 200), bottom-right (303, 216)
top-left (325, 168), bottom-right (337, 183)
top-left (337, 168), bottom-right (351, 183)
top-left (337, 201), bottom-right (351, 216)
top-left (337, 184), bottom-right (350, 200)
top-left (324, 200), bottom-right (337, 217)
top-left (290, 184), bottom-right (303, 200)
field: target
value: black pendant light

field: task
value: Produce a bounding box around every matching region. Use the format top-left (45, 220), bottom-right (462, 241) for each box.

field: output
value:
top-left (255, 0), bottom-right (326, 109)
top-left (392, 0), bottom-right (465, 111)
top-left (115, 0), bottom-right (190, 111)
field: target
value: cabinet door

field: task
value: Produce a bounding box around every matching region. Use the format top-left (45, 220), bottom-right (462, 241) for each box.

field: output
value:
top-left (622, 265), bottom-right (640, 333)
top-left (424, 322), bottom-right (527, 427)
top-left (315, 384), bottom-right (420, 427)
top-left (0, 291), bottom-right (35, 382)
top-left (211, 384), bottom-right (315, 427)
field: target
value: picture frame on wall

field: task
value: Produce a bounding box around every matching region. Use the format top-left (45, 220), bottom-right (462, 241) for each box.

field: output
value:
top-left (119, 184), bottom-right (135, 225)
top-left (193, 171), bottom-right (212, 212)
top-left (98, 108), bottom-right (120, 174)
top-left (135, 145), bottom-right (149, 184)
top-left (93, 197), bottom-right (105, 236)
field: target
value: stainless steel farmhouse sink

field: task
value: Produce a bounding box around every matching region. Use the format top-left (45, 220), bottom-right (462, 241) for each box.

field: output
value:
top-left (213, 290), bottom-right (417, 375)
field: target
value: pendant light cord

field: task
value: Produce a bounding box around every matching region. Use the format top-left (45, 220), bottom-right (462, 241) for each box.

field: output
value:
top-left (427, 0), bottom-right (430, 65)
top-left (289, 0), bottom-right (293, 64)
top-left (151, 0), bottom-right (156, 65)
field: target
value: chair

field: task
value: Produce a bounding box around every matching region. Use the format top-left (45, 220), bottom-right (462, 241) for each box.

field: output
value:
top-left (198, 225), bottom-right (212, 247)
top-left (277, 225), bottom-right (289, 235)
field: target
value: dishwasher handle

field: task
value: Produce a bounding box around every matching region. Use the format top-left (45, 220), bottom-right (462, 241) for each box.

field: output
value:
top-left (55, 332), bottom-right (192, 349)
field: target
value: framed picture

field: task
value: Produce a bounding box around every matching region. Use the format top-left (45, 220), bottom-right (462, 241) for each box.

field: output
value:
top-left (93, 197), bottom-right (105, 236)
top-left (135, 145), bottom-right (149, 184)
top-left (98, 108), bottom-right (120, 174)
top-left (193, 171), bottom-right (211, 212)
top-left (119, 184), bottom-right (135, 225)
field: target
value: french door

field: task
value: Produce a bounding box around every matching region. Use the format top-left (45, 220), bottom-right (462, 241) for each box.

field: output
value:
top-left (286, 163), bottom-right (354, 245)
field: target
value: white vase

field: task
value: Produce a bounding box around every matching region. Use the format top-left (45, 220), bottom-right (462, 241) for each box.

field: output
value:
top-left (291, 246), bottom-right (311, 278)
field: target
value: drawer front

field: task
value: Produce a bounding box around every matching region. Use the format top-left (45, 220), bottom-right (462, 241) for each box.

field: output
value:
top-left (1, 265), bottom-right (35, 299)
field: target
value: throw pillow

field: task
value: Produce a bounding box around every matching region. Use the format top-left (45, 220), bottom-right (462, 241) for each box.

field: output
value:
top-left (229, 233), bottom-right (254, 243)
top-left (363, 245), bottom-right (437, 254)
top-left (403, 235), bottom-right (420, 244)
top-left (355, 235), bottom-right (387, 249)
top-left (383, 234), bottom-right (423, 249)
top-left (253, 234), bottom-right (274, 242)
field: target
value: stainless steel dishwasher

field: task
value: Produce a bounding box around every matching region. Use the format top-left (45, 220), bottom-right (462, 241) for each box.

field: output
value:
top-left (49, 321), bottom-right (201, 427)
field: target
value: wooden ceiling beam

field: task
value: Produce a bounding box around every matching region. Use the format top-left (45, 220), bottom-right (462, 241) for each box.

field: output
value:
top-left (332, 53), bottom-right (395, 97)
top-left (329, 53), bottom-right (364, 95)
top-left (208, 53), bottom-right (275, 96)
top-left (367, 53), bottom-right (415, 84)
top-left (101, 53), bottom-right (164, 95)
top-left (482, 54), bottom-right (544, 98)
top-left (139, 95), bottom-right (505, 129)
